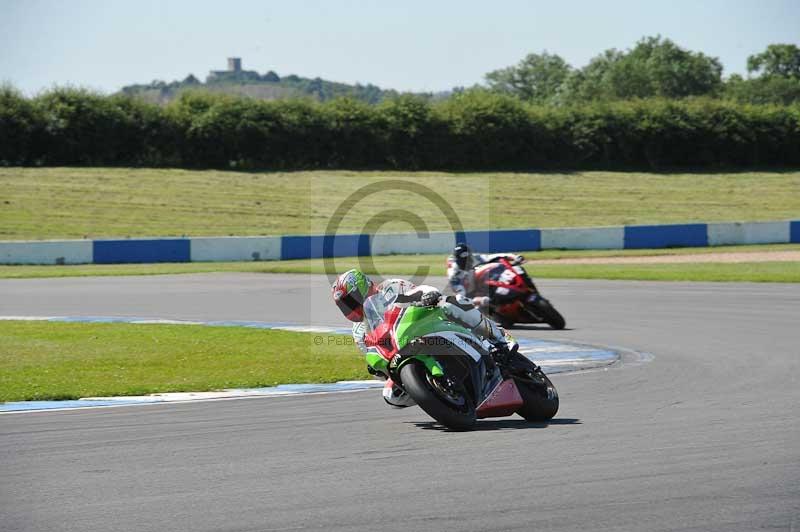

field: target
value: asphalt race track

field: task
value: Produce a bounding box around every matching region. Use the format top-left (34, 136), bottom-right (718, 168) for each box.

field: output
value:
top-left (1, 274), bottom-right (798, 531)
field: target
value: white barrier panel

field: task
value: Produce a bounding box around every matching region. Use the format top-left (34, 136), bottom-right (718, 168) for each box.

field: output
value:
top-left (540, 227), bottom-right (625, 250)
top-left (0, 240), bottom-right (93, 265)
top-left (371, 231), bottom-right (456, 256)
top-left (707, 221), bottom-right (790, 246)
top-left (190, 237), bottom-right (282, 262)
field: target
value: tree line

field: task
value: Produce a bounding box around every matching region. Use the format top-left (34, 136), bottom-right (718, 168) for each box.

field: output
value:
top-left (122, 73), bottom-right (401, 105)
top-left (120, 38), bottom-right (800, 107)
top-left (486, 38), bottom-right (800, 105)
top-left (2, 86), bottom-right (798, 170)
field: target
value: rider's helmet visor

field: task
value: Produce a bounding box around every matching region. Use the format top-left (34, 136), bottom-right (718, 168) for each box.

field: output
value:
top-left (336, 290), bottom-right (365, 321)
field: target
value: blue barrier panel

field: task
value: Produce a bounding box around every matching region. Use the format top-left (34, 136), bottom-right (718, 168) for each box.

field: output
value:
top-left (455, 229), bottom-right (541, 253)
top-left (624, 224), bottom-right (708, 249)
top-left (281, 234), bottom-right (370, 260)
top-left (93, 239), bottom-right (190, 264)
top-left (281, 236), bottom-right (311, 260)
top-left (317, 234), bottom-right (370, 259)
top-left (791, 221), bottom-right (800, 243)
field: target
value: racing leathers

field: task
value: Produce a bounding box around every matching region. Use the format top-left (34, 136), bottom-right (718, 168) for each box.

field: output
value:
top-left (352, 278), bottom-right (515, 408)
top-left (446, 252), bottom-right (524, 307)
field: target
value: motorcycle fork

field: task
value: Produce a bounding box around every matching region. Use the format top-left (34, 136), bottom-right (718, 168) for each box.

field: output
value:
top-left (424, 354), bottom-right (478, 407)
top-left (505, 351), bottom-right (543, 384)
top-left (469, 357), bottom-right (505, 405)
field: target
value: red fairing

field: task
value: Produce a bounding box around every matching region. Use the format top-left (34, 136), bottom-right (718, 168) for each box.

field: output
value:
top-left (483, 258), bottom-right (530, 292)
top-left (473, 258), bottom-right (539, 324)
top-left (495, 300), bottom-right (526, 321)
top-left (476, 379), bottom-right (524, 418)
top-left (474, 262), bottom-right (504, 284)
top-left (364, 306), bottom-right (402, 361)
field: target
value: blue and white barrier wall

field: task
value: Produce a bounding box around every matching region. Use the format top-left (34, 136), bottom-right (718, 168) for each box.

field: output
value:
top-left (0, 240), bottom-right (94, 265)
top-left (1, 220), bottom-right (798, 265)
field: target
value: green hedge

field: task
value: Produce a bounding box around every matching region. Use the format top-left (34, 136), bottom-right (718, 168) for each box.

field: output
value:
top-left (1, 86), bottom-right (799, 169)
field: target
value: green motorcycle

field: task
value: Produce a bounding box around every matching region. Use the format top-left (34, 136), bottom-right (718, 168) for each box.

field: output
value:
top-left (363, 291), bottom-right (559, 430)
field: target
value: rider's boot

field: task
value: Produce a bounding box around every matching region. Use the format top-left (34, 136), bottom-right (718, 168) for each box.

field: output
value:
top-left (383, 379), bottom-right (416, 408)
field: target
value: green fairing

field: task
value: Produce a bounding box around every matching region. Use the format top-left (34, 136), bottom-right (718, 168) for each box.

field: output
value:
top-left (395, 306), bottom-right (472, 349)
top-left (365, 352), bottom-right (388, 373)
top-left (393, 306), bottom-right (471, 377)
top-left (366, 349), bottom-right (440, 376)
top-left (413, 354), bottom-right (445, 377)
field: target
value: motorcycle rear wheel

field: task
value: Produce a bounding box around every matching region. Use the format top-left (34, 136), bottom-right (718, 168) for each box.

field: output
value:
top-left (400, 362), bottom-right (477, 430)
top-left (528, 298), bottom-right (566, 330)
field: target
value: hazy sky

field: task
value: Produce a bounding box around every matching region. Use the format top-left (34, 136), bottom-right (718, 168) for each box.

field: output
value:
top-left (2, 0), bottom-right (798, 95)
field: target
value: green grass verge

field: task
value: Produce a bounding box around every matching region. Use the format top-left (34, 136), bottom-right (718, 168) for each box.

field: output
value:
top-left (1, 167), bottom-right (799, 240)
top-left (0, 322), bottom-right (365, 402)
top-left (528, 262), bottom-right (800, 282)
top-left (1, 244), bottom-right (798, 281)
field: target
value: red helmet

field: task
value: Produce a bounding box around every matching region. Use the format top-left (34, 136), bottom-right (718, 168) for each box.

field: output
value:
top-left (332, 269), bottom-right (375, 322)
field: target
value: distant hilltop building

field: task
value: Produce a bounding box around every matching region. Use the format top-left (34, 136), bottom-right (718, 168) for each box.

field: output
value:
top-left (207, 57), bottom-right (260, 82)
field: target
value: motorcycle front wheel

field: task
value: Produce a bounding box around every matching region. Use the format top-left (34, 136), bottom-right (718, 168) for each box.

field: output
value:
top-left (400, 362), bottom-right (476, 430)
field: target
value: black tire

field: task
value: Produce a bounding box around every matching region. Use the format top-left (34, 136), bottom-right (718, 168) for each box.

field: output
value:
top-left (399, 362), bottom-right (476, 430)
top-left (530, 298), bottom-right (566, 330)
top-left (515, 370), bottom-right (559, 421)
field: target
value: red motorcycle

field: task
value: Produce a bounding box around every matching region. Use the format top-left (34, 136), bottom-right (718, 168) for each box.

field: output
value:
top-left (472, 258), bottom-right (566, 330)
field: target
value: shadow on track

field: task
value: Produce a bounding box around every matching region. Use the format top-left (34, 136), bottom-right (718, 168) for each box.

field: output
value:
top-left (408, 418), bottom-right (581, 432)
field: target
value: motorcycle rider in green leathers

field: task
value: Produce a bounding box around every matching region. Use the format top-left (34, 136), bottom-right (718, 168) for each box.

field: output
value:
top-left (332, 269), bottom-right (516, 407)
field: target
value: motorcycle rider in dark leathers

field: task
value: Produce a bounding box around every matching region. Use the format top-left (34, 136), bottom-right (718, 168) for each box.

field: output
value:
top-left (446, 242), bottom-right (524, 309)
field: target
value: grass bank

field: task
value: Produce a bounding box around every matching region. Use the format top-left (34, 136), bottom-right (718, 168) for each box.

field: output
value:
top-left (1, 244), bottom-right (798, 282)
top-left (0, 321), bottom-right (365, 402)
top-left (528, 262), bottom-right (799, 282)
top-left (1, 167), bottom-right (798, 240)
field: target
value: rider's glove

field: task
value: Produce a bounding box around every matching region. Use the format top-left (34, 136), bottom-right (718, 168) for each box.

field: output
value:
top-left (513, 254), bottom-right (525, 265)
top-left (418, 290), bottom-right (442, 308)
top-left (490, 340), bottom-right (519, 362)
